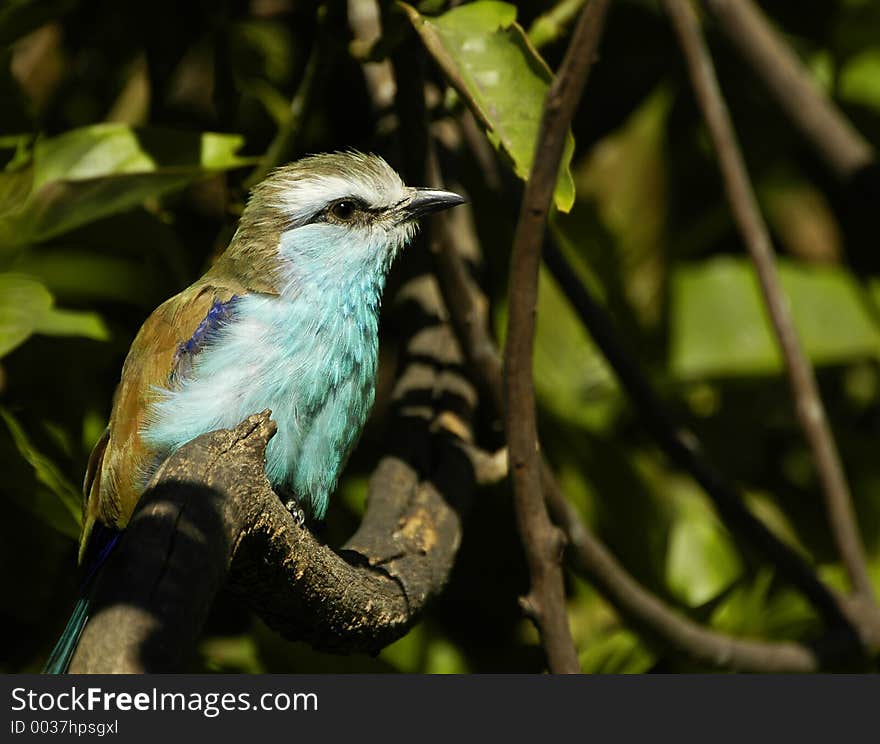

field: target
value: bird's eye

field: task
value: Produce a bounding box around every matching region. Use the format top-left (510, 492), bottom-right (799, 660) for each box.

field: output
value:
top-left (330, 200), bottom-right (357, 221)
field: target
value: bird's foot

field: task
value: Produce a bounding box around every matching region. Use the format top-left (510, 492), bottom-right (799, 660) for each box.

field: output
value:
top-left (284, 499), bottom-right (306, 527)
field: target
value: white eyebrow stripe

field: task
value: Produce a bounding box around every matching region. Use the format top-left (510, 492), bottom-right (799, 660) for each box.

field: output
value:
top-left (273, 174), bottom-right (407, 220)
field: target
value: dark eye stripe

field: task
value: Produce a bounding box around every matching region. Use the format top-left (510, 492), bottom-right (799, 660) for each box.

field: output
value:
top-left (284, 197), bottom-right (385, 230)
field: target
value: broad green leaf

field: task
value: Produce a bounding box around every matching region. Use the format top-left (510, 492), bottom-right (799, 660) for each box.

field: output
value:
top-left (402, 1), bottom-right (576, 211)
top-left (0, 273), bottom-right (109, 358)
top-left (665, 483), bottom-right (743, 607)
top-left (0, 408), bottom-right (81, 538)
top-left (671, 257), bottom-right (880, 379)
top-left (0, 124), bottom-right (252, 249)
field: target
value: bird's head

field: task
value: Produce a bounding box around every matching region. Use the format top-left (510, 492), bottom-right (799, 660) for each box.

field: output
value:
top-left (226, 151), bottom-right (464, 292)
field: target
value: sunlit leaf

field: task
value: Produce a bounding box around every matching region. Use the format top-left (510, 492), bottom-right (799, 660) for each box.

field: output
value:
top-left (402, 0), bottom-right (576, 211)
top-left (32, 306), bottom-right (108, 341)
top-left (665, 484), bottom-right (743, 607)
top-left (710, 570), bottom-right (817, 641)
top-left (579, 627), bottom-right (655, 674)
top-left (0, 124), bottom-right (253, 249)
top-left (0, 273), bottom-right (108, 358)
top-left (671, 257), bottom-right (880, 378)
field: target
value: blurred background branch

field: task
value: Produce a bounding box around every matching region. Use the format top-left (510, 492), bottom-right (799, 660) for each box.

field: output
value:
top-left (664, 0), bottom-right (875, 606)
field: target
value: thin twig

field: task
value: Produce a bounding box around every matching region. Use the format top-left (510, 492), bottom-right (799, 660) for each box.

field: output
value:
top-left (504, 0), bottom-right (610, 674)
top-left (702, 0), bottom-right (874, 181)
top-left (664, 0), bottom-right (875, 603)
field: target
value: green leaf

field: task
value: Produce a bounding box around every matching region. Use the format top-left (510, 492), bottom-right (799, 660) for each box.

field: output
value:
top-left (710, 569), bottom-right (817, 641)
top-left (839, 47), bottom-right (880, 112)
top-left (423, 637), bottom-right (469, 674)
top-left (665, 484), bottom-right (743, 607)
top-left (579, 627), bottom-right (655, 674)
top-left (0, 273), bottom-right (109, 358)
top-left (198, 635), bottom-right (265, 674)
top-left (671, 257), bottom-right (880, 379)
top-left (0, 124), bottom-right (252, 249)
top-left (402, 0), bottom-right (576, 211)
top-left (532, 266), bottom-right (619, 430)
top-left (32, 306), bottom-right (109, 341)
top-left (0, 408), bottom-right (81, 539)
top-left (0, 273), bottom-right (51, 357)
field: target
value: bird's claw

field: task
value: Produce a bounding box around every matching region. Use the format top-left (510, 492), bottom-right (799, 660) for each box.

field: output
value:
top-left (285, 499), bottom-right (306, 527)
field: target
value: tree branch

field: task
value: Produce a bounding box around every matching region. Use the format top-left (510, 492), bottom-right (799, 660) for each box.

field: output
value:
top-left (702, 0), bottom-right (874, 181)
top-left (69, 274), bottom-right (476, 673)
top-left (503, 0), bottom-right (610, 674)
top-left (664, 0), bottom-right (875, 604)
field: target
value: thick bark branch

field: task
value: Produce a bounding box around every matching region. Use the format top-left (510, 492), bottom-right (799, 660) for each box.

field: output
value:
top-left (69, 274), bottom-right (476, 673)
top-left (503, 0), bottom-right (610, 674)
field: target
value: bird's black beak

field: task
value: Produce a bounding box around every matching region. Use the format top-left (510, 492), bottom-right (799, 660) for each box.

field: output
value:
top-left (402, 188), bottom-right (466, 221)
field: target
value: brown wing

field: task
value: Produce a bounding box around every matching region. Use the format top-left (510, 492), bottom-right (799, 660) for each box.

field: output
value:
top-left (77, 281), bottom-right (239, 561)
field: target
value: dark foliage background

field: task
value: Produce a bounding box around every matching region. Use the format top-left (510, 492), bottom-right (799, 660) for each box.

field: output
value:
top-left (2, 0), bottom-right (879, 672)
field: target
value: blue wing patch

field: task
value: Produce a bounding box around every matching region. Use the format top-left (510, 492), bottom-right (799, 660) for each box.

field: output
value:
top-left (171, 296), bottom-right (238, 381)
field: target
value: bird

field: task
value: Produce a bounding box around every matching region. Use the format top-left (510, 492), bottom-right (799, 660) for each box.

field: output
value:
top-left (44, 151), bottom-right (465, 673)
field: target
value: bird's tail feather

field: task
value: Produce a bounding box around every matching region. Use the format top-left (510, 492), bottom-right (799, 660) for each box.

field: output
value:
top-left (43, 596), bottom-right (91, 674)
top-left (43, 525), bottom-right (121, 674)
